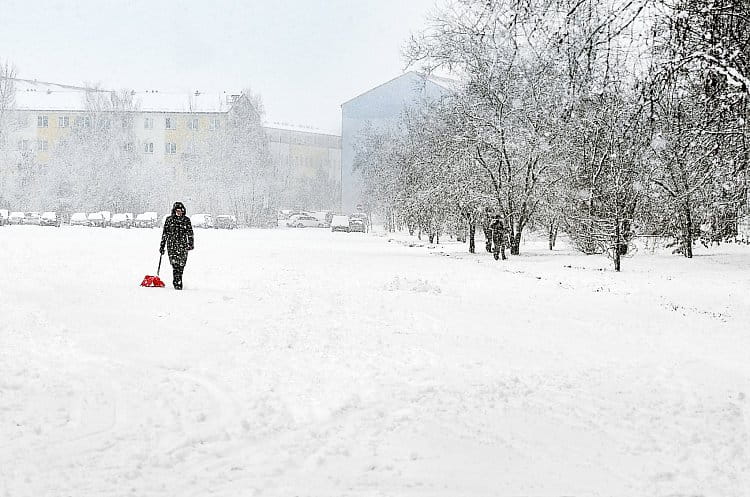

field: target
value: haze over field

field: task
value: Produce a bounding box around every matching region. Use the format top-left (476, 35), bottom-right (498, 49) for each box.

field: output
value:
top-left (0, 0), bottom-right (437, 131)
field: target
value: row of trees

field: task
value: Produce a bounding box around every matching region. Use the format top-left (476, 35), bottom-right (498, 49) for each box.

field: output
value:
top-left (353, 0), bottom-right (749, 270)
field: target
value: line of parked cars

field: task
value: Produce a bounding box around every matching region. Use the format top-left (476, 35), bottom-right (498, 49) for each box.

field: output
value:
top-left (276, 209), bottom-right (368, 233)
top-left (1, 210), bottom-right (61, 227)
top-left (0, 210), bottom-right (160, 228)
top-left (189, 214), bottom-right (238, 229)
top-left (68, 211), bottom-right (159, 228)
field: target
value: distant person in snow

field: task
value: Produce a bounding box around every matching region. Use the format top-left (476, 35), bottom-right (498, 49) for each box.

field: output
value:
top-left (489, 214), bottom-right (508, 261)
top-left (482, 208), bottom-right (493, 252)
top-left (159, 201), bottom-right (194, 290)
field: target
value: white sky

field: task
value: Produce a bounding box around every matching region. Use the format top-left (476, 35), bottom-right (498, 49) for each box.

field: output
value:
top-left (0, 0), bottom-right (438, 134)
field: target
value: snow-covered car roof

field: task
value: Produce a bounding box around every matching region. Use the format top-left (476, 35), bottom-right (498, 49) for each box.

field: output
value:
top-left (70, 212), bottom-right (87, 220)
top-left (136, 212), bottom-right (157, 220)
top-left (41, 212), bottom-right (57, 219)
top-left (111, 213), bottom-right (132, 221)
top-left (88, 212), bottom-right (104, 220)
top-left (9, 211), bottom-right (24, 217)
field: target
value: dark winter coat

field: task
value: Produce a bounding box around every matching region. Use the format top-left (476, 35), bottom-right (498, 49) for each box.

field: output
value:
top-left (490, 218), bottom-right (508, 248)
top-left (160, 203), bottom-right (194, 259)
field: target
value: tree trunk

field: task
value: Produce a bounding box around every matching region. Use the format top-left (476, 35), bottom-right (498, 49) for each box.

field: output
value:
top-left (468, 222), bottom-right (476, 254)
top-left (614, 218), bottom-right (622, 272)
top-left (683, 204), bottom-right (694, 258)
top-left (548, 223), bottom-right (558, 250)
top-left (510, 230), bottom-right (522, 255)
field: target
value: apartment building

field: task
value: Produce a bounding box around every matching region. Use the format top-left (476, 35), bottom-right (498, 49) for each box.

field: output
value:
top-left (1, 78), bottom-right (341, 199)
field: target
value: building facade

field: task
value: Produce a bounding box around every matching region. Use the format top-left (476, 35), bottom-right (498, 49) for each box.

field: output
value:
top-left (0, 78), bottom-right (341, 211)
top-left (339, 71), bottom-right (453, 213)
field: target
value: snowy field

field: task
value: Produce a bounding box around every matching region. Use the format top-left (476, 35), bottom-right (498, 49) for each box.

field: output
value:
top-left (1, 225), bottom-right (749, 497)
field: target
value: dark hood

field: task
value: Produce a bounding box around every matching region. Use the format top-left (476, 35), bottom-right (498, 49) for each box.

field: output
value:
top-left (171, 202), bottom-right (187, 215)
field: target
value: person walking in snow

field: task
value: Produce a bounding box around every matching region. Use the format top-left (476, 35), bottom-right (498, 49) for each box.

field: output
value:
top-left (482, 207), bottom-right (493, 253)
top-left (159, 201), bottom-right (194, 290)
top-left (489, 214), bottom-right (508, 261)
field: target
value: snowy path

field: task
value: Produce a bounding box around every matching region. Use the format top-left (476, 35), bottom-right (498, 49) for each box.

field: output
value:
top-left (1, 226), bottom-right (749, 496)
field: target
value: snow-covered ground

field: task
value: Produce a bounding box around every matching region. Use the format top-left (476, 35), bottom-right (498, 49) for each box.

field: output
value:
top-left (1, 225), bottom-right (749, 496)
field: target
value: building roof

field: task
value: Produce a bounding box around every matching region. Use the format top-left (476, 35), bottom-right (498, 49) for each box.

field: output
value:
top-left (7, 78), bottom-right (234, 113)
top-left (134, 91), bottom-right (232, 113)
top-left (340, 71), bottom-right (460, 106)
top-left (264, 121), bottom-right (340, 137)
top-left (5, 77), bottom-right (338, 136)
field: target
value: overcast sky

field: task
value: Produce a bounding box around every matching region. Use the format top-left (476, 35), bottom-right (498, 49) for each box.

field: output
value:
top-left (0, 0), bottom-right (438, 133)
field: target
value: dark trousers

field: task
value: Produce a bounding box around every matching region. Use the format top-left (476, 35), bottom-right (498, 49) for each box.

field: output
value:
top-left (169, 252), bottom-right (188, 289)
top-left (493, 239), bottom-right (506, 260)
top-left (483, 228), bottom-right (493, 252)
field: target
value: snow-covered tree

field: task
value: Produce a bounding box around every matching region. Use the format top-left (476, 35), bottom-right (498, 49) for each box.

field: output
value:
top-left (43, 88), bottom-right (143, 212)
top-left (0, 60), bottom-right (17, 208)
top-left (405, 0), bottom-right (571, 255)
top-left (647, 0), bottom-right (750, 253)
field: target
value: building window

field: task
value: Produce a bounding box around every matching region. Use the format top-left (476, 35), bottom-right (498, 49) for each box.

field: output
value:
top-left (37, 115), bottom-right (48, 128)
top-left (17, 139), bottom-right (29, 151)
top-left (188, 118), bottom-right (199, 130)
top-left (75, 116), bottom-right (91, 128)
top-left (209, 118), bottom-right (220, 130)
top-left (124, 142), bottom-right (134, 152)
top-left (144, 117), bottom-right (153, 129)
top-left (58, 116), bottom-right (70, 128)
top-left (165, 117), bottom-right (176, 130)
top-left (122, 117), bottom-right (133, 129)
top-left (37, 140), bottom-right (48, 151)
top-left (165, 142), bottom-right (177, 154)
top-left (144, 142), bottom-right (154, 153)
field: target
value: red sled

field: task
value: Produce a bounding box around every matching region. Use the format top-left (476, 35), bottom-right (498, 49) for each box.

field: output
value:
top-left (141, 275), bottom-right (165, 287)
top-left (141, 254), bottom-right (166, 288)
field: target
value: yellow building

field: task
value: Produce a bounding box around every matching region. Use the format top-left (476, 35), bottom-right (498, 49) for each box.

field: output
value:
top-left (1, 78), bottom-right (341, 204)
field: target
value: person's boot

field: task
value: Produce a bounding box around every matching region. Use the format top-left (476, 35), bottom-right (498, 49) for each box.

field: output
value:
top-left (493, 252), bottom-right (499, 260)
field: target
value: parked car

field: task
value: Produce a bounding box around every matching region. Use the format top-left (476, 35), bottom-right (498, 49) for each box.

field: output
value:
top-left (192, 213), bottom-right (214, 229)
top-left (348, 218), bottom-right (366, 233)
top-left (135, 212), bottom-right (158, 228)
top-left (111, 213), bottom-right (134, 228)
top-left (331, 215), bottom-right (350, 232)
top-left (216, 215), bottom-right (237, 229)
top-left (8, 212), bottom-right (25, 225)
top-left (349, 213), bottom-right (368, 231)
top-left (70, 212), bottom-right (89, 226)
top-left (0, 209), bottom-right (8, 226)
top-left (23, 212), bottom-right (41, 225)
top-left (87, 212), bottom-right (106, 228)
top-left (100, 211), bottom-right (112, 227)
top-left (285, 212), bottom-right (311, 227)
top-left (40, 211), bottom-right (61, 227)
top-left (291, 215), bottom-right (327, 228)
